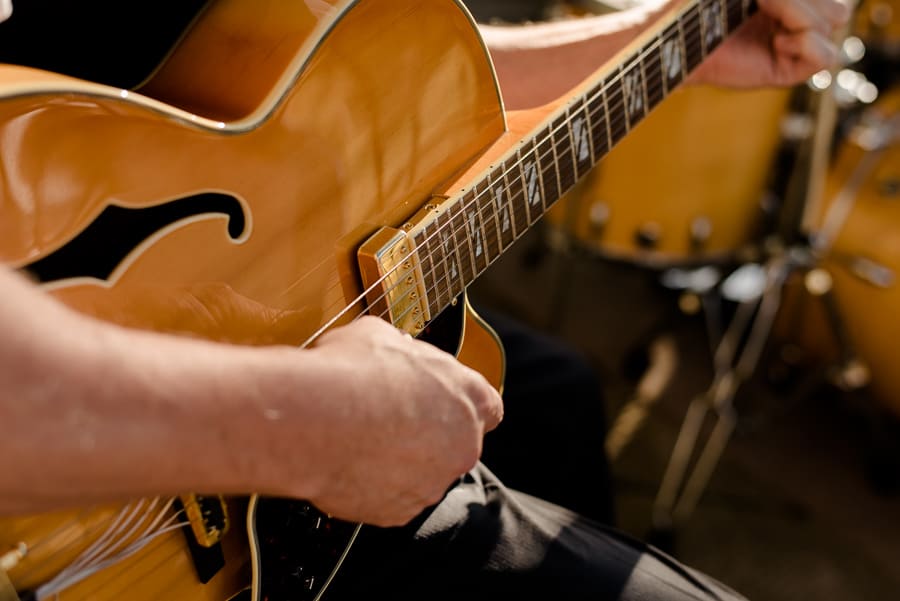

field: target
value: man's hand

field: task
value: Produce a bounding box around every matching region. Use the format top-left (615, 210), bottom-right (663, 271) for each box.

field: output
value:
top-left (691, 0), bottom-right (851, 88)
top-left (299, 317), bottom-right (503, 527)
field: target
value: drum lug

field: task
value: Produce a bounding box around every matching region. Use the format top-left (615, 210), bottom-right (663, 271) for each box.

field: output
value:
top-left (634, 222), bottom-right (661, 250)
top-left (690, 216), bottom-right (712, 250)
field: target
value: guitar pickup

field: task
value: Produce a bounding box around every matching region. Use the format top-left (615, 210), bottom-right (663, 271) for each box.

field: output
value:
top-left (358, 227), bottom-right (431, 335)
top-left (180, 494), bottom-right (230, 548)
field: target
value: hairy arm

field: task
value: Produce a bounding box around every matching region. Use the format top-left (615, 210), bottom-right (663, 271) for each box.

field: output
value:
top-left (479, 0), bottom-right (850, 109)
top-left (480, 0), bottom-right (673, 109)
top-left (0, 267), bottom-right (501, 526)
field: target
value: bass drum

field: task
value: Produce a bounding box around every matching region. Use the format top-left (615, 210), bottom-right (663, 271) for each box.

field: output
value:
top-left (780, 88), bottom-right (900, 418)
top-left (545, 85), bottom-right (791, 266)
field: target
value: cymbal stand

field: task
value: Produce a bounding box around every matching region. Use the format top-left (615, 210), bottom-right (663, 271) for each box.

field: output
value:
top-left (651, 101), bottom-right (899, 534)
top-left (651, 250), bottom-right (794, 531)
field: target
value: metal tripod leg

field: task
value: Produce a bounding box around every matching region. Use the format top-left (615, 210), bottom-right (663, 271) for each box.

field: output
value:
top-left (653, 257), bottom-right (791, 529)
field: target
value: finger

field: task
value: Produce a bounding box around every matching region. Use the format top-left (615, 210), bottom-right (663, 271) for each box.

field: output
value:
top-left (774, 29), bottom-right (840, 73)
top-left (815, 0), bottom-right (852, 28)
top-left (757, 0), bottom-right (832, 36)
top-left (477, 385), bottom-right (504, 433)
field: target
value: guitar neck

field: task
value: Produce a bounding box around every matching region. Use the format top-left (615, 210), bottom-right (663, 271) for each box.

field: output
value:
top-left (359, 0), bottom-right (756, 331)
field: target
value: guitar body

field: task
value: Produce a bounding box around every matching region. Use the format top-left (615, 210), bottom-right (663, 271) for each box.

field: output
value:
top-left (0, 0), bottom-right (506, 599)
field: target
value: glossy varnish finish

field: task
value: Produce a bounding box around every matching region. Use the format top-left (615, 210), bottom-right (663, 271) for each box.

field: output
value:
top-left (0, 0), bottom-right (505, 598)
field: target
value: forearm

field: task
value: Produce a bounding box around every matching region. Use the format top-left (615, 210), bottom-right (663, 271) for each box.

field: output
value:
top-left (0, 268), bottom-right (332, 513)
top-left (480, 0), bottom-right (677, 109)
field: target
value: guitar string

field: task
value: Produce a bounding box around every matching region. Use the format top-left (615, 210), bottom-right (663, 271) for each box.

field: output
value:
top-left (359, 6), bottom-right (739, 329)
top-left (36, 521), bottom-right (189, 601)
top-left (63, 499), bottom-right (159, 575)
top-left (44, 508), bottom-right (187, 599)
top-left (23, 501), bottom-right (147, 596)
top-left (35, 499), bottom-right (157, 594)
top-left (35, 498), bottom-right (186, 600)
top-left (302, 2), bottom-right (739, 345)
top-left (14, 1), bottom-right (747, 596)
top-left (36, 518), bottom-right (190, 601)
top-left (14, 499), bottom-right (186, 595)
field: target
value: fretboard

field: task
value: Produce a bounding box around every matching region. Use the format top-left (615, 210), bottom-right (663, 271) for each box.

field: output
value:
top-left (411, 0), bottom-right (756, 316)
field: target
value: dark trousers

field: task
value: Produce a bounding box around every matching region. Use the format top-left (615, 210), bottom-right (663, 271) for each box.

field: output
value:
top-left (478, 308), bottom-right (615, 525)
top-left (327, 312), bottom-right (747, 600)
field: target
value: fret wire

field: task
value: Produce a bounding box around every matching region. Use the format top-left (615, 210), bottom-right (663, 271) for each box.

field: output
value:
top-left (551, 114), bottom-right (571, 196)
top-left (661, 20), bottom-right (685, 94)
top-left (464, 188), bottom-right (489, 275)
top-left (585, 83), bottom-right (609, 159)
top-left (480, 173), bottom-right (499, 261)
top-left (324, 2), bottom-right (755, 340)
top-left (657, 30), bottom-right (669, 99)
top-left (568, 100), bottom-right (588, 182)
top-left (470, 180), bottom-right (490, 268)
top-left (461, 194), bottom-right (481, 283)
top-left (684, 3), bottom-right (704, 71)
top-left (371, 1), bottom-right (751, 321)
top-left (421, 222), bottom-right (449, 311)
top-left (509, 147), bottom-right (531, 234)
top-left (425, 234), bottom-right (448, 310)
top-left (367, 0), bottom-right (752, 320)
top-left (699, 0), bottom-right (709, 58)
top-left (559, 114), bottom-right (579, 193)
top-left (491, 162), bottom-right (517, 250)
top-left (534, 136), bottom-right (551, 216)
top-left (639, 53), bottom-right (650, 123)
top-left (517, 140), bottom-right (540, 225)
top-left (448, 205), bottom-right (470, 296)
top-left (566, 108), bottom-right (582, 187)
top-left (677, 7), bottom-right (689, 80)
top-left (456, 190), bottom-right (478, 282)
top-left (499, 159), bottom-right (520, 247)
top-left (429, 221), bottom-right (453, 310)
top-left (456, 4), bottom-right (719, 216)
top-left (607, 81), bottom-right (628, 145)
top-left (475, 179), bottom-right (501, 266)
top-left (436, 209), bottom-right (464, 300)
top-left (579, 95), bottom-right (597, 168)
top-left (646, 32), bottom-right (666, 107)
top-left (539, 127), bottom-right (561, 202)
top-left (413, 230), bottom-right (442, 317)
top-left (448, 200), bottom-right (476, 287)
top-left (475, 9), bottom-right (713, 204)
top-left (619, 64), bottom-right (631, 133)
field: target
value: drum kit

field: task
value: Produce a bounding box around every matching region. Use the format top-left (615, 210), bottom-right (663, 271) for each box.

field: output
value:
top-left (537, 0), bottom-right (900, 530)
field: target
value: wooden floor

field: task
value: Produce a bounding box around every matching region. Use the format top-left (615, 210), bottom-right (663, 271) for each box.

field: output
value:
top-left (469, 225), bottom-right (900, 601)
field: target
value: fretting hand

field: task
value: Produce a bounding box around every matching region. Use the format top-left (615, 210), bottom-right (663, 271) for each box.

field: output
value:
top-left (691, 0), bottom-right (851, 88)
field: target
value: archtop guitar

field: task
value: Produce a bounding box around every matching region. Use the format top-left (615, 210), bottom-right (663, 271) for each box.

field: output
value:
top-left (0, 0), bottom-right (757, 599)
